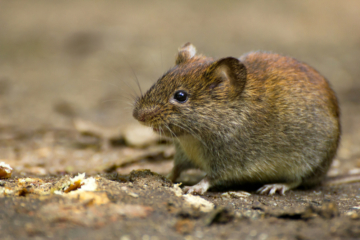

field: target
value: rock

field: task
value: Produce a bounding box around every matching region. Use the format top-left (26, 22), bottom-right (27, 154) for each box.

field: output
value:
top-left (204, 208), bottom-right (234, 225)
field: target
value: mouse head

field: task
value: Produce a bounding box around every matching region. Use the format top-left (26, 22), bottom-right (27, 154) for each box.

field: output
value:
top-left (133, 43), bottom-right (247, 136)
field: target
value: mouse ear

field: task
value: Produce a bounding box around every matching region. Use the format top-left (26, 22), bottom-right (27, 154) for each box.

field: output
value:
top-left (208, 57), bottom-right (247, 96)
top-left (176, 42), bottom-right (197, 64)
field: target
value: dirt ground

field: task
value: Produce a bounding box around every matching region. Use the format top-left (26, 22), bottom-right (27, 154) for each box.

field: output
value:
top-left (1, 1), bottom-right (360, 239)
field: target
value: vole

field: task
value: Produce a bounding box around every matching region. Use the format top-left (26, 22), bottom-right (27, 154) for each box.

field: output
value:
top-left (132, 42), bottom-right (341, 195)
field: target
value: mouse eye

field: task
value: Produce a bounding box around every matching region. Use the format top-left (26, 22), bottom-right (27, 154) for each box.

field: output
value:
top-left (173, 90), bottom-right (188, 103)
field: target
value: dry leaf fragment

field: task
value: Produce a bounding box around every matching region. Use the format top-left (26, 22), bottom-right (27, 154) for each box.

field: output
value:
top-left (221, 191), bottom-right (251, 199)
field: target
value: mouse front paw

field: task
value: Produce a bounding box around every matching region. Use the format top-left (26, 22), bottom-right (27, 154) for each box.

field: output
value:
top-left (183, 176), bottom-right (211, 195)
top-left (256, 181), bottom-right (301, 196)
top-left (166, 171), bottom-right (177, 183)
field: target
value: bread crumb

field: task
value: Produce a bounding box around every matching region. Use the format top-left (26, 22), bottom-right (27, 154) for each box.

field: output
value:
top-left (55, 173), bottom-right (97, 195)
top-left (0, 162), bottom-right (13, 179)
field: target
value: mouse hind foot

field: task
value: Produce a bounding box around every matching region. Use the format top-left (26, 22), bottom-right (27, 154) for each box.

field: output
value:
top-left (256, 180), bottom-right (301, 196)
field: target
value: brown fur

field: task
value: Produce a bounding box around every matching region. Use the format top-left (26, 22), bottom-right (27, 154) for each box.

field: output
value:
top-left (133, 43), bottom-right (340, 193)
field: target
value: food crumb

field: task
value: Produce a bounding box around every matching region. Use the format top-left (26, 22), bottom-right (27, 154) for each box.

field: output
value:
top-left (0, 162), bottom-right (13, 179)
top-left (55, 173), bottom-right (98, 194)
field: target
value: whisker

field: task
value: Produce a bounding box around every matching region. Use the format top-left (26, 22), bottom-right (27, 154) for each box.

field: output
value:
top-left (171, 122), bottom-right (211, 151)
top-left (164, 123), bottom-right (177, 141)
top-left (118, 57), bottom-right (143, 98)
top-left (158, 116), bottom-right (177, 141)
top-left (101, 73), bottom-right (139, 101)
top-left (125, 103), bottom-right (135, 108)
top-left (160, 40), bottom-right (164, 71)
top-left (97, 50), bottom-right (141, 98)
top-left (100, 97), bottom-right (131, 104)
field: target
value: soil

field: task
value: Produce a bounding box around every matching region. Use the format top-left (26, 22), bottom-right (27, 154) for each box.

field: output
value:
top-left (1, 1), bottom-right (360, 239)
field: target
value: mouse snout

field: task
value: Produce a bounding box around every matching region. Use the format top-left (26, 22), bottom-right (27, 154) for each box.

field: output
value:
top-left (133, 106), bottom-right (161, 123)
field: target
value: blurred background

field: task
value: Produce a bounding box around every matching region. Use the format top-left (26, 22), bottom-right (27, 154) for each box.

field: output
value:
top-left (0, 0), bottom-right (359, 175)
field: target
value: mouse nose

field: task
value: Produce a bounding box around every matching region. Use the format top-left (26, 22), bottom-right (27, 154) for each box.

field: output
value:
top-left (133, 109), bottom-right (146, 122)
top-left (133, 108), bottom-right (141, 121)
top-left (133, 106), bottom-right (161, 123)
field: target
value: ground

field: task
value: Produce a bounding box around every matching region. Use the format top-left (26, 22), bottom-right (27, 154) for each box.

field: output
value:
top-left (1, 1), bottom-right (360, 239)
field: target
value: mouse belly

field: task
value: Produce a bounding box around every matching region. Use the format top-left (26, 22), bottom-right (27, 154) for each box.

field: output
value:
top-left (179, 149), bottom-right (316, 196)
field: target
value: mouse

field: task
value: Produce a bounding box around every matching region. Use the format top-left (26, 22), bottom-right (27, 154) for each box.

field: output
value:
top-left (132, 42), bottom-right (341, 195)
